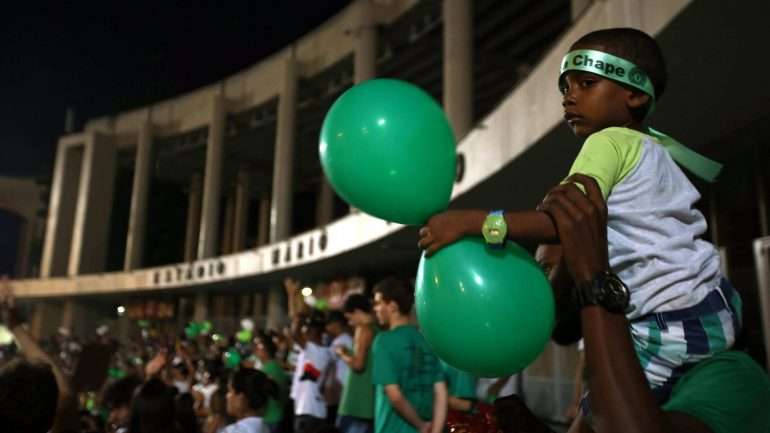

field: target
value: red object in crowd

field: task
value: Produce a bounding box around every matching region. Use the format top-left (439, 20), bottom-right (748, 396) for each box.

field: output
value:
top-left (446, 402), bottom-right (500, 433)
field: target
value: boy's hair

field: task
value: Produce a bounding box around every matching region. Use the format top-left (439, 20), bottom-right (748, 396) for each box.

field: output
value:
top-left (373, 277), bottom-right (414, 315)
top-left (343, 293), bottom-right (372, 314)
top-left (0, 359), bottom-right (59, 433)
top-left (230, 369), bottom-right (278, 412)
top-left (572, 28), bottom-right (667, 116)
top-left (326, 310), bottom-right (347, 326)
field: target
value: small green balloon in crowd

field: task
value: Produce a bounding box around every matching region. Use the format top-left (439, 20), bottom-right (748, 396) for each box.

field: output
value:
top-left (415, 238), bottom-right (555, 377)
top-left (315, 298), bottom-right (329, 311)
top-left (236, 330), bottom-right (252, 343)
top-left (185, 322), bottom-right (201, 339)
top-left (200, 321), bottom-right (213, 334)
top-left (137, 320), bottom-right (150, 329)
top-left (319, 79), bottom-right (457, 225)
top-left (224, 348), bottom-right (241, 369)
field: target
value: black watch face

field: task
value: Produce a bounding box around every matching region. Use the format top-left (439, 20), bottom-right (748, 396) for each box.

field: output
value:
top-left (599, 276), bottom-right (630, 313)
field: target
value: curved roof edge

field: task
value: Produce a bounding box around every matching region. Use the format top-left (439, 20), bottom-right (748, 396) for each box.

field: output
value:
top-left (12, 0), bottom-right (692, 298)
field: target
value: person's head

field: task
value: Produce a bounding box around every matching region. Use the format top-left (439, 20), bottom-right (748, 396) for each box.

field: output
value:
top-left (560, 28), bottom-right (667, 138)
top-left (342, 293), bottom-right (373, 326)
top-left (300, 311), bottom-right (326, 344)
top-left (372, 277), bottom-right (413, 326)
top-left (253, 335), bottom-right (277, 363)
top-left (325, 310), bottom-right (348, 337)
top-left (128, 378), bottom-right (178, 433)
top-left (226, 368), bottom-right (278, 419)
top-left (102, 375), bottom-right (143, 430)
top-left (0, 359), bottom-right (59, 433)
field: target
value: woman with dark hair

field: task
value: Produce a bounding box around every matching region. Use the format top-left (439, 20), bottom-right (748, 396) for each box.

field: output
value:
top-left (128, 378), bottom-right (182, 433)
top-left (223, 368), bottom-right (279, 433)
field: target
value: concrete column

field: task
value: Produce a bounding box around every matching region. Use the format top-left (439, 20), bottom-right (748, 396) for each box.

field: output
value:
top-left (270, 55), bottom-right (298, 242)
top-left (257, 195), bottom-right (270, 246)
top-left (570, 0), bottom-right (592, 20)
top-left (354, 0), bottom-right (378, 84)
top-left (221, 190), bottom-right (236, 255)
top-left (124, 122), bottom-right (153, 270)
top-left (232, 166), bottom-right (251, 252)
top-left (443, 0), bottom-right (473, 142)
top-left (193, 292), bottom-right (208, 323)
top-left (266, 286), bottom-right (286, 331)
top-left (755, 143), bottom-right (769, 237)
top-left (184, 173), bottom-right (203, 262)
top-left (30, 301), bottom-right (63, 340)
top-left (60, 300), bottom-right (78, 332)
top-left (198, 94), bottom-right (226, 259)
top-left (316, 181), bottom-right (335, 226)
top-left (68, 133), bottom-right (117, 276)
top-left (41, 139), bottom-right (84, 277)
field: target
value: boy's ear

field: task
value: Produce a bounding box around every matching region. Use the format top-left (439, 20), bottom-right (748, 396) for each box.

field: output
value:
top-left (626, 91), bottom-right (651, 110)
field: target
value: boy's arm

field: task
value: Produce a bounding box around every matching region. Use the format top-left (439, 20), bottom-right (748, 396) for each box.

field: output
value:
top-left (431, 381), bottom-right (448, 433)
top-left (384, 384), bottom-right (430, 432)
top-left (419, 209), bottom-right (557, 257)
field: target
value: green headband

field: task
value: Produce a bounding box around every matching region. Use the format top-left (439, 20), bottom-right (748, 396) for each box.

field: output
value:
top-left (558, 49), bottom-right (723, 182)
top-left (560, 49), bottom-right (656, 114)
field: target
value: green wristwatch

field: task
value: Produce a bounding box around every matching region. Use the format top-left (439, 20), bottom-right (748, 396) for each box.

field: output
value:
top-left (482, 210), bottom-right (507, 245)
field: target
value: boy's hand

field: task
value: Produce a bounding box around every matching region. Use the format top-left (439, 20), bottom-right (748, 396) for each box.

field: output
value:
top-left (418, 210), bottom-right (483, 257)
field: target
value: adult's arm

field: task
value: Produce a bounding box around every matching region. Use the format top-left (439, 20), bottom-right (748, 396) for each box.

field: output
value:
top-left (384, 384), bottom-right (430, 432)
top-left (540, 174), bottom-right (713, 433)
top-left (431, 381), bottom-right (448, 433)
top-left (338, 325), bottom-right (373, 372)
top-left (2, 279), bottom-right (79, 433)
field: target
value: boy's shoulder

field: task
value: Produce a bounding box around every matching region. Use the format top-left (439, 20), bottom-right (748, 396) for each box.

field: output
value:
top-left (586, 126), bottom-right (651, 144)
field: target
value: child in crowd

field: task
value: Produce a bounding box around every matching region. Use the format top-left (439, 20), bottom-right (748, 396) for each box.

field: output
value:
top-left (223, 369), bottom-right (278, 433)
top-left (419, 27), bottom-right (741, 404)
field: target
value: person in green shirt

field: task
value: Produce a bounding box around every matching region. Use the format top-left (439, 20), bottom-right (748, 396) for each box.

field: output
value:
top-left (371, 277), bottom-right (447, 433)
top-left (335, 294), bottom-right (380, 433)
top-left (254, 334), bottom-right (289, 432)
top-left (442, 361), bottom-right (478, 413)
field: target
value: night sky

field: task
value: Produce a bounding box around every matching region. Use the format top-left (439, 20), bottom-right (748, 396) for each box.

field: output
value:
top-left (1, 1), bottom-right (350, 178)
top-left (0, 1), bottom-right (350, 276)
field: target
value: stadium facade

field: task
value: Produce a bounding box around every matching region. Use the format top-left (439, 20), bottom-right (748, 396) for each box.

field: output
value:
top-left (4, 0), bottom-right (770, 422)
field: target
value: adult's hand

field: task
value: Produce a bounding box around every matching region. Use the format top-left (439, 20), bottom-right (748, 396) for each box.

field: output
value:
top-left (538, 174), bottom-right (609, 285)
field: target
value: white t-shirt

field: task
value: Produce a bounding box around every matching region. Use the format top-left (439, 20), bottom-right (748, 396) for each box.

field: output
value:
top-left (476, 375), bottom-right (518, 401)
top-left (221, 416), bottom-right (267, 433)
top-left (290, 341), bottom-right (332, 418)
top-left (330, 332), bottom-right (353, 385)
top-left (193, 382), bottom-right (219, 409)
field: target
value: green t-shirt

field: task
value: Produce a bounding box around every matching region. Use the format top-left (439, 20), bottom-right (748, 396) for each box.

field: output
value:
top-left (260, 359), bottom-right (289, 424)
top-left (339, 323), bottom-right (379, 419)
top-left (441, 361), bottom-right (477, 399)
top-left (662, 351), bottom-right (770, 433)
top-left (372, 325), bottom-right (444, 433)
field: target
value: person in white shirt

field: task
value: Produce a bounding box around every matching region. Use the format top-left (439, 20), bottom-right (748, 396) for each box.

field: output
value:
top-left (325, 310), bottom-right (353, 422)
top-left (223, 368), bottom-right (278, 433)
top-left (291, 313), bottom-right (333, 433)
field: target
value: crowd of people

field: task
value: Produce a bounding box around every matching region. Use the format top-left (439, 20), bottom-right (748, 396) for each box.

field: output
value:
top-left (0, 273), bottom-right (521, 433)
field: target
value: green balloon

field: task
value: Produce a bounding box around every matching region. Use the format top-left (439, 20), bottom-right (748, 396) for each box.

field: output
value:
top-left (224, 348), bottom-right (241, 369)
top-left (415, 238), bottom-right (555, 377)
top-left (320, 79), bottom-right (456, 225)
top-left (236, 330), bottom-right (252, 343)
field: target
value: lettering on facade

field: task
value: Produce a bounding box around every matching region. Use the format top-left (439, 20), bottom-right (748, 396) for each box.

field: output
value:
top-left (151, 260), bottom-right (228, 286)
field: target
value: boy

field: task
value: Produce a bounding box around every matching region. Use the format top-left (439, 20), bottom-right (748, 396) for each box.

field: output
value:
top-left (419, 28), bottom-right (740, 402)
top-left (290, 313), bottom-right (333, 433)
top-left (371, 277), bottom-right (447, 433)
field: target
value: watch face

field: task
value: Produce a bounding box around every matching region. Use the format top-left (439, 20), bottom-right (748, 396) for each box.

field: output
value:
top-left (599, 275), bottom-right (630, 313)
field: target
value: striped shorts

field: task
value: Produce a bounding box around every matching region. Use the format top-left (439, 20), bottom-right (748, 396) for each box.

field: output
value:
top-left (629, 279), bottom-right (743, 402)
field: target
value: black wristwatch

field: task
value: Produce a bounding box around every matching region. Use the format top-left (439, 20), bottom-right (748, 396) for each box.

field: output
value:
top-left (575, 270), bottom-right (630, 314)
